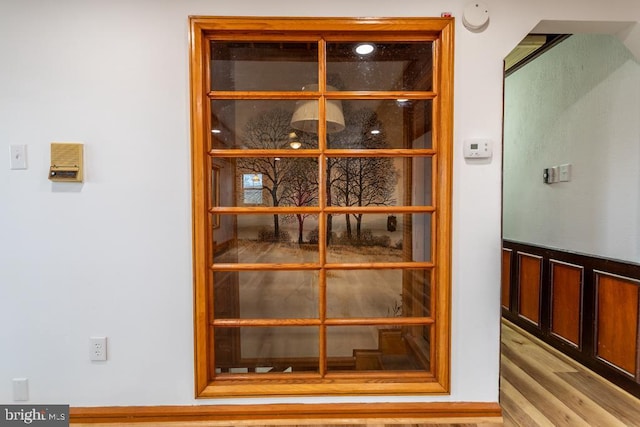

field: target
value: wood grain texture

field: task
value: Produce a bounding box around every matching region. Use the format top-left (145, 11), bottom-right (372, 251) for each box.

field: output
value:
top-left (517, 253), bottom-right (542, 325)
top-left (191, 15), bottom-right (455, 398)
top-left (550, 261), bottom-right (583, 347)
top-left (501, 249), bottom-right (511, 309)
top-left (595, 272), bottom-right (640, 376)
top-left (501, 320), bottom-right (640, 427)
top-left (503, 240), bottom-right (640, 397)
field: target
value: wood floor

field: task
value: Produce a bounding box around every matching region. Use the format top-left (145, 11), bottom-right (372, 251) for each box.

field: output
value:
top-left (71, 320), bottom-right (640, 426)
top-left (500, 320), bottom-right (640, 426)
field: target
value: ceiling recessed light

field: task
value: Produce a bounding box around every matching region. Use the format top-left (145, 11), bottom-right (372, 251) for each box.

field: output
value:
top-left (371, 129), bottom-right (381, 135)
top-left (355, 43), bottom-right (375, 55)
top-left (211, 129), bottom-right (221, 134)
top-left (396, 98), bottom-right (409, 103)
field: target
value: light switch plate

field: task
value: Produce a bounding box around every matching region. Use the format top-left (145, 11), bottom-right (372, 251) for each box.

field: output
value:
top-left (559, 164), bottom-right (571, 182)
top-left (10, 145), bottom-right (27, 170)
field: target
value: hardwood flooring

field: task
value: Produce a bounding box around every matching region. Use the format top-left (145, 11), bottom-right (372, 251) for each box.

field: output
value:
top-left (500, 320), bottom-right (640, 426)
top-left (71, 320), bottom-right (640, 426)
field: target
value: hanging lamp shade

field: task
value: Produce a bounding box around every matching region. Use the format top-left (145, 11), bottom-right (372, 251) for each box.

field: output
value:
top-left (290, 84), bottom-right (345, 134)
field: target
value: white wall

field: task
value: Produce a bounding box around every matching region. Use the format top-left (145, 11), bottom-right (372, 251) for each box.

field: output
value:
top-left (504, 34), bottom-right (640, 262)
top-left (1, 0), bottom-right (639, 407)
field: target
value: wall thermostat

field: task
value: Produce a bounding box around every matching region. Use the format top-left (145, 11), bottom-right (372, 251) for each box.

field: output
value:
top-left (463, 139), bottom-right (492, 159)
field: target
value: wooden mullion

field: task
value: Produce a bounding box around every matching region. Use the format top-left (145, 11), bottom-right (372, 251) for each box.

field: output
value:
top-left (324, 206), bottom-right (435, 214)
top-left (325, 148), bottom-right (436, 157)
top-left (324, 318), bottom-right (434, 326)
top-left (209, 149), bottom-right (321, 158)
top-left (208, 90), bottom-right (321, 99)
top-left (324, 262), bottom-right (435, 270)
top-left (211, 262), bottom-right (435, 271)
top-left (210, 206), bottom-right (321, 215)
top-left (319, 268), bottom-right (327, 377)
top-left (323, 91), bottom-right (436, 100)
top-left (215, 372), bottom-right (323, 381)
top-left (211, 263), bottom-right (322, 271)
top-left (213, 318), bottom-right (322, 327)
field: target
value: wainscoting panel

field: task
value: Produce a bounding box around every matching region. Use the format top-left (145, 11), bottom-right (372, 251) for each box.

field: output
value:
top-left (517, 252), bottom-right (542, 325)
top-left (550, 260), bottom-right (583, 348)
top-left (595, 271), bottom-right (640, 377)
top-left (502, 249), bottom-right (512, 309)
top-left (502, 240), bottom-right (640, 398)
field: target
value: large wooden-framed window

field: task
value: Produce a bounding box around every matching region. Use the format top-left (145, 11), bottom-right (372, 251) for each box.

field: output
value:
top-left (190, 16), bottom-right (453, 397)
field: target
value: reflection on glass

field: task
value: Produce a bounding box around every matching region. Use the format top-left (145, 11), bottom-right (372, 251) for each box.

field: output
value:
top-left (214, 326), bottom-right (319, 373)
top-left (327, 156), bottom-right (432, 207)
top-left (326, 270), bottom-right (402, 318)
top-left (213, 214), bottom-right (319, 264)
top-left (325, 213), bottom-right (431, 263)
top-left (214, 271), bottom-right (319, 319)
top-left (326, 325), bottom-right (429, 371)
top-left (211, 157), bottom-right (319, 208)
top-left (210, 42), bottom-right (318, 91)
top-left (326, 269), bottom-right (431, 319)
top-left (326, 42), bottom-right (433, 91)
top-left (326, 99), bottom-right (432, 149)
top-left (211, 100), bottom-right (319, 149)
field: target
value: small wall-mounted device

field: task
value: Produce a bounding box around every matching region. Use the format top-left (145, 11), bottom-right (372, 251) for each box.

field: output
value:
top-left (463, 139), bottom-right (492, 159)
top-left (462, 2), bottom-right (490, 31)
top-left (49, 143), bottom-right (83, 182)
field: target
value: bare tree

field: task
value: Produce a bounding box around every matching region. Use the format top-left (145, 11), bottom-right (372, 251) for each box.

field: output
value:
top-left (282, 157), bottom-right (319, 243)
top-left (239, 108), bottom-right (295, 238)
top-left (331, 108), bottom-right (397, 239)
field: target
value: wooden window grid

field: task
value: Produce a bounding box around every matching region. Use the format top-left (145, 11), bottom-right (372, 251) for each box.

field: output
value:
top-left (190, 16), bottom-right (454, 397)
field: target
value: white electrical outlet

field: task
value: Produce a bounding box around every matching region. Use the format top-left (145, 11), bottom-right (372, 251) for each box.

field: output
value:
top-left (12, 378), bottom-right (28, 401)
top-left (90, 337), bottom-right (107, 361)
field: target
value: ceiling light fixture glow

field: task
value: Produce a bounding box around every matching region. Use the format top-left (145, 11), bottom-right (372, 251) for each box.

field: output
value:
top-left (355, 43), bottom-right (375, 55)
top-left (371, 129), bottom-right (381, 135)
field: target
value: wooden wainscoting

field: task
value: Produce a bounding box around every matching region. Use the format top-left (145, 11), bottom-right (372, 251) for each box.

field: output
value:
top-left (502, 240), bottom-right (640, 398)
top-left (550, 260), bottom-right (583, 348)
top-left (517, 253), bottom-right (542, 325)
top-left (501, 248), bottom-right (512, 310)
top-left (595, 272), bottom-right (640, 377)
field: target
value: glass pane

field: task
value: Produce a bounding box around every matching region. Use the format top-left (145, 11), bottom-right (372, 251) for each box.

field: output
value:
top-left (326, 42), bottom-right (433, 91)
top-left (326, 269), bottom-right (431, 318)
top-left (326, 325), bottom-right (429, 371)
top-left (211, 100), bottom-right (319, 149)
top-left (327, 99), bottom-right (432, 149)
top-left (213, 214), bottom-right (320, 264)
top-left (325, 213), bottom-right (431, 263)
top-left (214, 326), bottom-right (319, 373)
top-left (327, 156), bottom-right (432, 207)
top-left (210, 41), bottom-right (318, 91)
top-left (211, 157), bottom-right (319, 208)
top-left (214, 270), bottom-right (319, 319)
